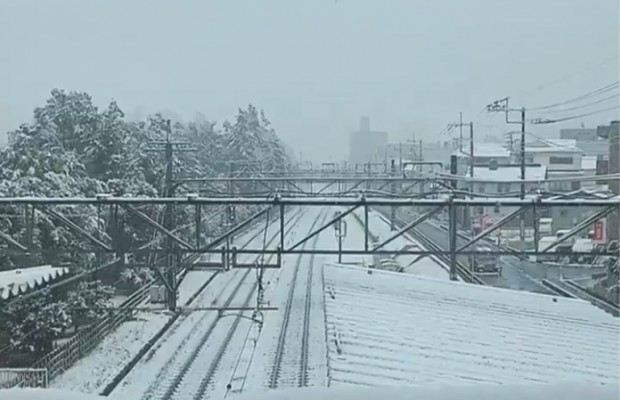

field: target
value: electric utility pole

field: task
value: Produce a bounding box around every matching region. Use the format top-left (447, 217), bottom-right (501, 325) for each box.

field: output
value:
top-left (459, 112), bottom-right (463, 152)
top-left (448, 118), bottom-right (474, 230)
top-left (487, 98), bottom-right (527, 243)
top-left (146, 119), bottom-right (196, 311)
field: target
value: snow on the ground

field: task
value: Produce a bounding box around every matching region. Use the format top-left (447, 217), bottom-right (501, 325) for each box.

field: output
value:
top-left (0, 388), bottom-right (104, 400)
top-left (50, 311), bottom-right (170, 394)
top-left (109, 295), bottom-right (128, 307)
top-left (243, 207), bottom-right (330, 392)
top-left (51, 213), bottom-right (290, 395)
top-left (111, 208), bottom-right (307, 399)
top-left (177, 270), bottom-right (217, 305)
top-left (323, 263), bottom-right (619, 387)
top-left (340, 207), bottom-right (449, 279)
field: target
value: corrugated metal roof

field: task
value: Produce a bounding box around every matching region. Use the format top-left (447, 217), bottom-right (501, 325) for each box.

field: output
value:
top-left (323, 264), bottom-right (618, 387)
top-left (0, 265), bottom-right (71, 300)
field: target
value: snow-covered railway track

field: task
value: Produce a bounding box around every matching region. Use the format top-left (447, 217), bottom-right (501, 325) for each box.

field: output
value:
top-left (109, 207), bottom-right (302, 399)
top-left (154, 208), bottom-right (306, 400)
top-left (268, 210), bottom-right (328, 389)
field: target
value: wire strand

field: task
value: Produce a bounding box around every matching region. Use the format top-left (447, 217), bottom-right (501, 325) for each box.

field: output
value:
top-left (528, 81), bottom-right (619, 111)
top-left (531, 105), bottom-right (620, 124)
top-left (529, 93), bottom-right (619, 115)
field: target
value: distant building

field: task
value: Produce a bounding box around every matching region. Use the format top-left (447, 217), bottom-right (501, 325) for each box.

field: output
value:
top-left (453, 143), bottom-right (511, 176)
top-left (581, 156), bottom-right (598, 188)
top-left (523, 138), bottom-right (583, 192)
top-left (414, 141), bottom-right (452, 171)
top-left (385, 142), bottom-right (416, 167)
top-left (465, 163), bottom-right (547, 224)
top-left (560, 128), bottom-right (597, 141)
top-left (348, 117), bottom-right (388, 165)
top-left (561, 128), bottom-right (609, 157)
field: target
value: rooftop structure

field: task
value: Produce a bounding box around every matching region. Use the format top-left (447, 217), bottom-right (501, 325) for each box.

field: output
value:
top-left (0, 265), bottom-right (71, 301)
top-left (525, 138), bottom-right (582, 153)
top-left (323, 263), bottom-right (619, 387)
top-left (470, 164), bottom-right (547, 182)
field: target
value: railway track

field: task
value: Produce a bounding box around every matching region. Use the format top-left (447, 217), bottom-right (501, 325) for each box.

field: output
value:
top-left (375, 208), bottom-right (484, 284)
top-left (145, 207), bottom-right (305, 400)
top-left (106, 207), bottom-right (300, 398)
top-left (544, 279), bottom-right (619, 317)
top-left (403, 220), bottom-right (484, 284)
top-left (268, 209), bottom-right (328, 389)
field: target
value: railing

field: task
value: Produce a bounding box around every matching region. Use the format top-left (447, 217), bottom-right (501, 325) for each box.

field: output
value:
top-left (26, 259), bottom-right (194, 384)
top-left (0, 368), bottom-right (48, 389)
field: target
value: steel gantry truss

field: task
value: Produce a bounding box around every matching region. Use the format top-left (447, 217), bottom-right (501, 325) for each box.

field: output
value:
top-left (1, 196), bottom-right (616, 285)
top-left (175, 176), bottom-right (447, 198)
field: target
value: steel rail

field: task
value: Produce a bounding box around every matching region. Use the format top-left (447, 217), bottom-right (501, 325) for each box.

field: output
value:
top-left (269, 210), bottom-right (326, 389)
top-left (156, 209), bottom-right (304, 400)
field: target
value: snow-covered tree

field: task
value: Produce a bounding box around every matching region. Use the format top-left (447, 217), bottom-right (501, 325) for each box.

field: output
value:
top-left (66, 280), bottom-right (115, 328)
top-left (0, 89), bottom-right (294, 361)
top-left (5, 295), bottom-right (72, 355)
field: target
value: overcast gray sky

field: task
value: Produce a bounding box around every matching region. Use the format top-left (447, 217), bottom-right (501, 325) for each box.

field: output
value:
top-left (0, 0), bottom-right (618, 162)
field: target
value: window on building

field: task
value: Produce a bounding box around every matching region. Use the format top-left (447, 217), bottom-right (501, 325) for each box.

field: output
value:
top-left (549, 156), bottom-right (574, 165)
top-left (477, 206), bottom-right (484, 215)
top-left (560, 210), bottom-right (568, 216)
top-left (498, 183), bottom-right (510, 193)
top-left (526, 157), bottom-right (534, 164)
top-left (478, 184), bottom-right (485, 193)
top-left (571, 181), bottom-right (581, 190)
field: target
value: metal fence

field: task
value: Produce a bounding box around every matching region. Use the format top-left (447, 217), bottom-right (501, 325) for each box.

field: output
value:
top-left (28, 281), bottom-right (154, 381)
top-left (0, 368), bottom-right (48, 389)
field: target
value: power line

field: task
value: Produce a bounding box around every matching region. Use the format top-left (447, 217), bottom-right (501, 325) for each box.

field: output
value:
top-left (529, 93), bottom-right (619, 115)
top-left (531, 105), bottom-right (620, 124)
top-left (517, 55), bottom-right (620, 98)
top-left (528, 81), bottom-right (619, 111)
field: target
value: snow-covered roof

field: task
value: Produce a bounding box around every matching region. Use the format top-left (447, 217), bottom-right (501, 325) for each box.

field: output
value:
top-left (454, 143), bottom-right (511, 158)
top-left (0, 265), bottom-right (71, 301)
top-left (573, 238), bottom-right (594, 252)
top-left (229, 383), bottom-right (620, 400)
top-left (323, 264), bottom-right (618, 387)
top-left (0, 389), bottom-right (104, 400)
top-left (582, 156), bottom-right (598, 170)
top-left (525, 138), bottom-right (582, 153)
top-left (469, 165), bottom-right (546, 181)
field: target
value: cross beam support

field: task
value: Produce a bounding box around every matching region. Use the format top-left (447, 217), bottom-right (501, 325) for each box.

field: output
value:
top-left (0, 231), bottom-right (28, 252)
top-left (372, 207), bottom-right (443, 252)
top-left (123, 205), bottom-right (193, 249)
top-left (457, 206), bottom-right (526, 252)
top-left (4, 197), bottom-right (616, 206)
top-left (541, 206), bottom-right (616, 253)
top-left (202, 206), bottom-right (272, 251)
top-left (35, 206), bottom-right (112, 251)
top-left (287, 204), bottom-right (360, 251)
